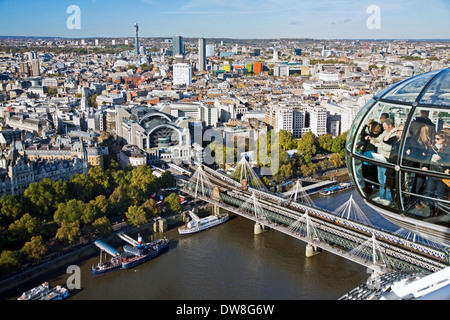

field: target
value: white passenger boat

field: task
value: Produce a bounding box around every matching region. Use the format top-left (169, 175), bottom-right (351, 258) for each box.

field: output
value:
top-left (18, 282), bottom-right (50, 300)
top-left (178, 211), bottom-right (229, 235)
top-left (40, 285), bottom-right (70, 300)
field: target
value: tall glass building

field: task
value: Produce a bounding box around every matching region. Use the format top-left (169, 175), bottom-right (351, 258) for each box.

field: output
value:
top-left (198, 38), bottom-right (206, 71)
top-left (346, 68), bottom-right (450, 245)
top-left (172, 36), bottom-right (183, 56)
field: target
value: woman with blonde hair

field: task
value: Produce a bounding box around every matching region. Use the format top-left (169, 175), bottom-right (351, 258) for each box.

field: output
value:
top-left (404, 124), bottom-right (433, 194)
top-left (416, 130), bottom-right (450, 214)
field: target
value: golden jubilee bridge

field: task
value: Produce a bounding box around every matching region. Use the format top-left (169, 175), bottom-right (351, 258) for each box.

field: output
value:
top-left (171, 159), bottom-right (449, 276)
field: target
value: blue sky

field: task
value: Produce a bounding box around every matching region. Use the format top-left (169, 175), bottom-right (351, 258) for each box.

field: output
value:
top-left (0, 0), bottom-right (449, 39)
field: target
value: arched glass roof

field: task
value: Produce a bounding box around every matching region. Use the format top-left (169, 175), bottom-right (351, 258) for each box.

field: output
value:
top-left (375, 68), bottom-right (450, 106)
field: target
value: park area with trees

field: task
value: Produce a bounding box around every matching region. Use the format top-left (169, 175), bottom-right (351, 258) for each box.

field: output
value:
top-left (0, 158), bottom-right (175, 278)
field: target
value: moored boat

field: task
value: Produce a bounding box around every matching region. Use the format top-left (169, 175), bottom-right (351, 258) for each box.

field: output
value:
top-left (319, 182), bottom-right (353, 196)
top-left (178, 211), bottom-right (229, 235)
top-left (121, 246), bottom-right (159, 269)
top-left (17, 282), bottom-right (50, 300)
top-left (92, 256), bottom-right (123, 277)
top-left (39, 285), bottom-right (70, 300)
top-left (121, 236), bottom-right (169, 269)
top-left (92, 240), bottom-right (123, 277)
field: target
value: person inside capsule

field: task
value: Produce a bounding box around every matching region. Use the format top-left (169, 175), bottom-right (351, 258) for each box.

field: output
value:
top-left (354, 105), bottom-right (450, 227)
top-left (415, 130), bottom-right (450, 215)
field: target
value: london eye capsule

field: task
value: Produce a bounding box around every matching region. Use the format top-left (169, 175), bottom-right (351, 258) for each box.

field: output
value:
top-left (345, 68), bottom-right (450, 245)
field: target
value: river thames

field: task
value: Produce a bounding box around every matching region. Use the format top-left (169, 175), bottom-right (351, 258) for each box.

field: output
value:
top-left (7, 189), bottom-right (399, 300)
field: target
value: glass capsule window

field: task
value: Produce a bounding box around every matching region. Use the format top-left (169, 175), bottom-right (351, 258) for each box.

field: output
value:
top-left (347, 68), bottom-right (450, 231)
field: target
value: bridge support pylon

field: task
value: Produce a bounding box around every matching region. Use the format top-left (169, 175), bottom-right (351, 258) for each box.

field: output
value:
top-left (254, 223), bottom-right (269, 235)
top-left (305, 243), bottom-right (321, 257)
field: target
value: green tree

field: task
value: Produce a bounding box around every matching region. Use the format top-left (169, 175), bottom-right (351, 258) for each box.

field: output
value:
top-left (329, 153), bottom-right (344, 168)
top-left (331, 131), bottom-right (348, 158)
top-left (158, 171), bottom-right (174, 188)
top-left (8, 213), bottom-right (41, 242)
top-left (141, 198), bottom-right (161, 218)
top-left (164, 193), bottom-right (182, 213)
top-left (24, 179), bottom-right (57, 217)
top-left (54, 199), bottom-right (86, 224)
top-left (22, 236), bottom-right (47, 261)
top-left (88, 94), bottom-right (98, 109)
top-left (297, 132), bottom-right (317, 164)
top-left (92, 216), bottom-right (112, 236)
top-left (56, 221), bottom-right (81, 245)
top-left (318, 133), bottom-right (334, 152)
top-left (90, 195), bottom-right (110, 217)
top-left (126, 205), bottom-right (148, 227)
top-left (82, 202), bottom-right (99, 225)
top-left (69, 173), bottom-right (96, 201)
top-left (127, 165), bottom-right (158, 201)
top-left (109, 185), bottom-right (131, 216)
top-left (0, 195), bottom-right (25, 226)
top-left (52, 180), bottom-right (70, 205)
top-left (279, 162), bottom-right (294, 178)
top-left (0, 250), bottom-right (21, 276)
top-left (279, 130), bottom-right (297, 150)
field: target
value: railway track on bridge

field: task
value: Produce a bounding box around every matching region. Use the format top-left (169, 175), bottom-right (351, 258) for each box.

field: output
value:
top-left (178, 164), bottom-right (449, 274)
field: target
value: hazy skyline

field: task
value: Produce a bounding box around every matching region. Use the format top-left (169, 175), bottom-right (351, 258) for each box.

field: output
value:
top-left (0, 0), bottom-right (449, 40)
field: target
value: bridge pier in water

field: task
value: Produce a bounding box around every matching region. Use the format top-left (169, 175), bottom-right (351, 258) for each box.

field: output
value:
top-left (254, 223), bottom-right (270, 235)
top-left (305, 244), bottom-right (321, 257)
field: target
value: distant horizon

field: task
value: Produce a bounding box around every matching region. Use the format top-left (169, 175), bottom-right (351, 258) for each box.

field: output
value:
top-left (1, 35), bottom-right (450, 42)
top-left (1, 0), bottom-right (449, 40)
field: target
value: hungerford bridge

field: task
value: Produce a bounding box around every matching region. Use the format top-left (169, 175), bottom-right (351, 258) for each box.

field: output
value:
top-left (175, 159), bottom-right (450, 276)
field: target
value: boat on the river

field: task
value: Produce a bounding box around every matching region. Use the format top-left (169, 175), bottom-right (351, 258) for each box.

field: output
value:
top-left (121, 237), bottom-right (169, 269)
top-left (39, 285), bottom-right (70, 300)
top-left (178, 211), bottom-right (229, 235)
top-left (319, 182), bottom-right (353, 196)
top-left (17, 282), bottom-right (50, 300)
top-left (92, 235), bottom-right (169, 274)
top-left (92, 240), bottom-right (123, 277)
top-left (18, 282), bottom-right (70, 300)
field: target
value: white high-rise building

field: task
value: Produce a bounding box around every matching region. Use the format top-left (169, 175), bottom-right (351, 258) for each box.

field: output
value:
top-left (293, 109), bottom-right (306, 138)
top-left (198, 38), bottom-right (206, 71)
top-left (275, 107), bottom-right (293, 133)
top-left (273, 50), bottom-right (279, 61)
top-left (274, 66), bottom-right (290, 77)
top-left (206, 45), bottom-right (215, 57)
top-left (173, 63), bottom-right (192, 86)
top-left (80, 87), bottom-right (90, 112)
top-left (308, 106), bottom-right (327, 136)
top-left (267, 104), bottom-right (307, 138)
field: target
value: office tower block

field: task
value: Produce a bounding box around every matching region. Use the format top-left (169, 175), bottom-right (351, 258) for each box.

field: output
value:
top-left (198, 38), bottom-right (206, 71)
top-left (253, 62), bottom-right (263, 74)
top-left (173, 63), bottom-right (192, 86)
top-left (31, 59), bottom-right (40, 76)
top-left (172, 36), bottom-right (183, 56)
top-left (308, 106), bottom-right (327, 136)
top-left (134, 23), bottom-right (139, 55)
top-left (206, 44), bottom-right (215, 57)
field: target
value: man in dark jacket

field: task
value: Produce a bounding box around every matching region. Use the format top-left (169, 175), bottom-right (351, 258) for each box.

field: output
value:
top-left (408, 110), bottom-right (436, 141)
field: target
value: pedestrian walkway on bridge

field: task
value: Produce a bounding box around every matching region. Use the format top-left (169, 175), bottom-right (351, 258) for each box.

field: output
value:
top-left (179, 164), bottom-right (450, 274)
